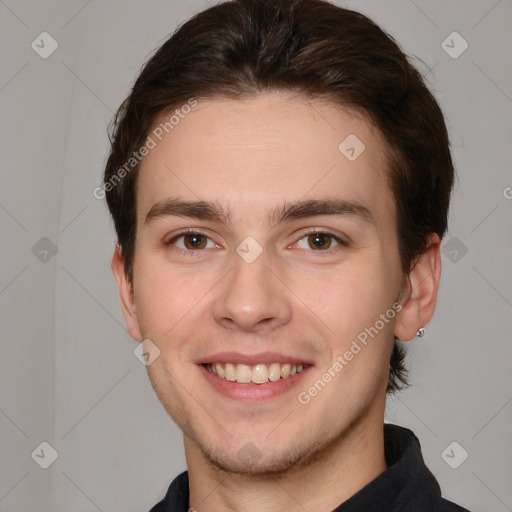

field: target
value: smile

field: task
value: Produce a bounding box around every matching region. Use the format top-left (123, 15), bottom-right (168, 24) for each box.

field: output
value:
top-left (204, 362), bottom-right (309, 385)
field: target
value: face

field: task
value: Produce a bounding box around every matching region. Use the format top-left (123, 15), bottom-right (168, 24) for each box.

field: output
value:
top-left (117, 92), bottom-right (409, 474)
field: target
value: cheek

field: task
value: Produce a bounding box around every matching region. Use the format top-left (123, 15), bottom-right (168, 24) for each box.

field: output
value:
top-left (297, 261), bottom-right (396, 337)
top-left (132, 251), bottom-right (224, 349)
top-left (132, 257), bottom-right (194, 339)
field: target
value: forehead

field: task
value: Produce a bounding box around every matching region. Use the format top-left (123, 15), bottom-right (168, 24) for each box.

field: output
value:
top-left (135, 92), bottom-right (394, 229)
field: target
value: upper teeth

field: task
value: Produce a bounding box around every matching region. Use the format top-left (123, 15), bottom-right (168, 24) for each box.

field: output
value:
top-left (205, 362), bottom-right (307, 384)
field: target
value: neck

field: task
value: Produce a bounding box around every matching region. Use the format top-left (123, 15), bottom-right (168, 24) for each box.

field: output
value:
top-left (185, 405), bottom-right (387, 512)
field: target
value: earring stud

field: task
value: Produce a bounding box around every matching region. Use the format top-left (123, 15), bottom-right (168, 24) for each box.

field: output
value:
top-left (416, 327), bottom-right (425, 338)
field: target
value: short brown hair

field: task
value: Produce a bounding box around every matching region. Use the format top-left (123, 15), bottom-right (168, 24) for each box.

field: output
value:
top-left (103, 0), bottom-right (454, 393)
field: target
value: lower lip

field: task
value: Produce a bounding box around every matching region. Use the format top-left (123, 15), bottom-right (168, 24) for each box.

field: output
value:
top-left (199, 364), bottom-right (311, 403)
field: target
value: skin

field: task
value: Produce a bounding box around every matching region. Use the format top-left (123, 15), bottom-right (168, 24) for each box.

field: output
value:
top-left (112, 91), bottom-right (441, 512)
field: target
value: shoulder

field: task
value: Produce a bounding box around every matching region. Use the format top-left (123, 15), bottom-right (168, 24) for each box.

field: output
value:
top-left (148, 471), bottom-right (190, 512)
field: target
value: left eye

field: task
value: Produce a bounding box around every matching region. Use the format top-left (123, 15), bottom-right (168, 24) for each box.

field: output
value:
top-left (295, 232), bottom-right (342, 251)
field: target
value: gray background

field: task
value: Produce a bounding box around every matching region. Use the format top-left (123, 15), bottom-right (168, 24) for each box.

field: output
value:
top-left (0, 0), bottom-right (511, 511)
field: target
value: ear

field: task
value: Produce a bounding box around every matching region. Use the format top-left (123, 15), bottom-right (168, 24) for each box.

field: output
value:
top-left (111, 245), bottom-right (143, 342)
top-left (394, 233), bottom-right (442, 342)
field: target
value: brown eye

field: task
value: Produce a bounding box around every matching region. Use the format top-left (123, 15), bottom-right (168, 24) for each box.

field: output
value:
top-left (307, 232), bottom-right (333, 250)
top-left (167, 232), bottom-right (215, 251)
top-left (294, 231), bottom-right (344, 252)
top-left (183, 233), bottom-right (208, 249)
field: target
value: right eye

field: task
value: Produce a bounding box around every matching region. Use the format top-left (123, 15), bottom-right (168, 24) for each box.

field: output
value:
top-left (165, 230), bottom-right (219, 254)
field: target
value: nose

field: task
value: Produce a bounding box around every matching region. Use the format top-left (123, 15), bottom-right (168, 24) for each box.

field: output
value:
top-left (212, 249), bottom-right (293, 333)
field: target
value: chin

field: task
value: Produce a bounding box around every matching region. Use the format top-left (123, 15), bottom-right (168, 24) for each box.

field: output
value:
top-left (191, 426), bottom-right (347, 479)
top-left (201, 443), bottom-right (309, 477)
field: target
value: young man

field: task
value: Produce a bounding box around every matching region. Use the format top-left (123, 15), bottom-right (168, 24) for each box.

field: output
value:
top-left (104, 1), bottom-right (471, 510)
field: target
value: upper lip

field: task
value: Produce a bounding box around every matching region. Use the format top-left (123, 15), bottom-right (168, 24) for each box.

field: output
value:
top-left (196, 351), bottom-right (313, 366)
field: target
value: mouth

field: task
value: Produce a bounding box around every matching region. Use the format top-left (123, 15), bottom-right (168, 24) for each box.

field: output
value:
top-left (198, 354), bottom-right (313, 403)
top-left (203, 362), bottom-right (309, 385)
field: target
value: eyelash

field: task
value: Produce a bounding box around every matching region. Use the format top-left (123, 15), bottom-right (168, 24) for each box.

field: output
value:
top-left (164, 228), bottom-right (348, 257)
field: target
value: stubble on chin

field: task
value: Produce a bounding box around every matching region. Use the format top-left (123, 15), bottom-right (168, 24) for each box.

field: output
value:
top-left (183, 406), bottom-right (371, 481)
top-left (147, 358), bottom-right (378, 481)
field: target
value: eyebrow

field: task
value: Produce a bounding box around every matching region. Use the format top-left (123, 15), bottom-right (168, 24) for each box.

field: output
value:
top-left (144, 197), bottom-right (376, 227)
